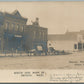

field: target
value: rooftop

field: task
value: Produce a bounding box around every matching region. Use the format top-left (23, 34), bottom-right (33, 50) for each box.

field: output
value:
top-left (48, 31), bottom-right (82, 41)
top-left (0, 10), bottom-right (27, 21)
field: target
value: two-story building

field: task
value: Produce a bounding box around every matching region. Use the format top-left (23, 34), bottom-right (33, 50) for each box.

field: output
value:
top-left (0, 10), bottom-right (48, 54)
top-left (24, 18), bottom-right (48, 54)
top-left (0, 10), bottom-right (27, 52)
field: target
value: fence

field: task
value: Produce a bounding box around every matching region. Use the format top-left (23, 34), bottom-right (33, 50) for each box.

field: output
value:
top-left (0, 50), bottom-right (47, 57)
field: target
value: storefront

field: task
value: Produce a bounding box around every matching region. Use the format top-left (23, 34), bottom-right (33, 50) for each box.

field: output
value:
top-left (4, 33), bottom-right (23, 51)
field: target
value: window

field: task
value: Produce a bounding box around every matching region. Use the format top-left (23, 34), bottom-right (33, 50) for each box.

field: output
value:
top-left (42, 32), bottom-right (45, 40)
top-left (17, 25), bottom-right (19, 30)
top-left (33, 31), bottom-right (36, 39)
top-left (39, 31), bottom-right (41, 39)
top-left (78, 43), bottom-right (82, 49)
top-left (21, 26), bottom-right (24, 32)
top-left (10, 23), bottom-right (14, 30)
top-left (18, 25), bottom-right (24, 32)
top-left (15, 24), bottom-right (19, 31)
top-left (5, 22), bottom-right (9, 30)
top-left (74, 44), bottom-right (77, 49)
top-left (11, 24), bottom-right (14, 28)
top-left (12, 23), bottom-right (15, 31)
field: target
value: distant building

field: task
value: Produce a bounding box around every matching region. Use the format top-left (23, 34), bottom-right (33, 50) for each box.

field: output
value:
top-left (48, 30), bottom-right (84, 52)
top-left (0, 10), bottom-right (48, 54)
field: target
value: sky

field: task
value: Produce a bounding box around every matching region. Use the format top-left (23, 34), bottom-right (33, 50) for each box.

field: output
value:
top-left (0, 2), bottom-right (84, 34)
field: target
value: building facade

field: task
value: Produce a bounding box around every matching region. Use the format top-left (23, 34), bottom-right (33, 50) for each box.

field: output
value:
top-left (24, 18), bottom-right (48, 54)
top-left (0, 10), bottom-right (48, 54)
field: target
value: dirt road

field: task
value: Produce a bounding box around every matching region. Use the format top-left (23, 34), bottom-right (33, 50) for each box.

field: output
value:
top-left (0, 51), bottom-right (84, 69)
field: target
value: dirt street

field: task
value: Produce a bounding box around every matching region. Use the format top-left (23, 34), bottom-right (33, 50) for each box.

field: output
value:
top-left (0, 51), bottom-right (84, 69)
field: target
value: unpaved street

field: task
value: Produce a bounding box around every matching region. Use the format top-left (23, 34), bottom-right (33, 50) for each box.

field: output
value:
top-left (0, 51), bottom-right (84, 69)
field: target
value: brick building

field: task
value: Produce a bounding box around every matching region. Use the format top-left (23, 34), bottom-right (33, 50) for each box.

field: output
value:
top-left (0, 10), bottom-right (48, 54)
top-left (24, 20), bottom-right (48, 53)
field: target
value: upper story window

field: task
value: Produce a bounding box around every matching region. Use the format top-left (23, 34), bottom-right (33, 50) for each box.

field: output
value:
top-left (33, 31), bottom-right (36, 39)
top-left (19, 25), bottom-right (24, 32)
top-left (17, 25), bottom-right (19, 30)
top-left (12, 23), bottom-right (15, 31)
top-left (39, 31), bottom-right (41, 39)
top-left (42, 31), bottom-right (45, 40)
top-left (11, 23), bottom-right (14, 28)
top-left (21, 26), bottom-right (24, 32)
top-left (5, 22), bottom-right (9, 30)
top-left (9, 23), bottom-right (14, 31)
top-left (15, 24), bottom-right (19, 31)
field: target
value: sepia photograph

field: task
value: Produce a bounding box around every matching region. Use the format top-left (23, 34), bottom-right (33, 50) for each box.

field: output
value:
top-left (0, 1), bottom-right (84, 70)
